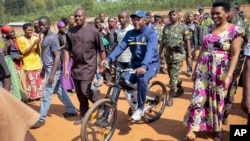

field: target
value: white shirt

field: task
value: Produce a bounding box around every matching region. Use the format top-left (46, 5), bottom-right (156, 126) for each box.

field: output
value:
top-left (116, 24), bottom-right (134, 62)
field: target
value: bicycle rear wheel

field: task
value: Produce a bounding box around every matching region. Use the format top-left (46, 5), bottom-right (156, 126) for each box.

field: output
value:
top-left (81, 99), bottom-right (117, 141)
top-left (143, 81), bottom-right (167, 122)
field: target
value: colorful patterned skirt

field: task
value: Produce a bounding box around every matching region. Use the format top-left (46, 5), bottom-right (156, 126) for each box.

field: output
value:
top-left (25, 69), bottom-right (44, 99)
top-left (4, 55), bottom-right (22, 100)
top-left (183, 51), bottom-right (232, 132)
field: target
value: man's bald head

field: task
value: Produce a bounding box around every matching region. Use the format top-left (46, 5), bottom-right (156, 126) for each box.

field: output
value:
top-left (75, 8), bottom-right (86, 15)
top-left (74, 8), bottom-right (86, 26)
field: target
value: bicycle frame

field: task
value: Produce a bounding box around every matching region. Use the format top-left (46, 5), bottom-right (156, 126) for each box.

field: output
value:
top-left (104, 66), bottom-right (135, 106)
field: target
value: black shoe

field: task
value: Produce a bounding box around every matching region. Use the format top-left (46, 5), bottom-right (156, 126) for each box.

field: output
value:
top-left (174, 87), bottom-right (184, 97)
top-left (62, 112), bottom-right (78, 118)
top-left (73, 118), bottom-right (83, 125)
top-left (31, 120), bottom-right (45, 129)
top-left (177, 80), bottom-right (182, 88)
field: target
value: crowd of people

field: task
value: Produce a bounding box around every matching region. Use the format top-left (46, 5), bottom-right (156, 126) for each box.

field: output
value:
top-left (0, 0), bottom-right (250, 141)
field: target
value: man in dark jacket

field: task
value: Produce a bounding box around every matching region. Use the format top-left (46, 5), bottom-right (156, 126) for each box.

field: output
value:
top-left (185, 12), bottom-right (203, 76)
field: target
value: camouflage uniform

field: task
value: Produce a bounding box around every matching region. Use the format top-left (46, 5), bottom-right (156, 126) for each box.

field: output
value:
top-left (200, 18), bottom-right (214, 36)
top-left (155, 23), bottom-right (167, 72)
top-left (162, 23), bottom-right (191, 94)
top-left (237, 10), bottom-right (248, 22)
top-left (223, 16), bottom-right (250, 124)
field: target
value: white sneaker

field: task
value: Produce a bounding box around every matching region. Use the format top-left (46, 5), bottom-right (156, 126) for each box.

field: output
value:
top-left (131, 109), bottom-right (144, 121)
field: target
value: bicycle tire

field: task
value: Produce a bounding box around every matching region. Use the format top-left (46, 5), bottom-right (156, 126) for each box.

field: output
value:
top-left (143, 80), bottom-right (168, 122)
top-left (81, 99), bottom-right (118, 141)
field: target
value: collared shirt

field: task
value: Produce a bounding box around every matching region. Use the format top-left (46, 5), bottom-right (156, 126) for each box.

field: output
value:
top-left (66, 24), bottom-right (105, 80)
top-left (162, 22), bottom-right (191, 63)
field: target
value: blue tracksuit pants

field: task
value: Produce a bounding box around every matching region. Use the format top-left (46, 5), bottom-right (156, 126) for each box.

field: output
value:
top-left (123, 62), bottom-right (159, 110)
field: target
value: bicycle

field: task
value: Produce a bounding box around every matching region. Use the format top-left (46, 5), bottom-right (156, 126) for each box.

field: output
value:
top-left (81, 65), bottom-right (168, 141)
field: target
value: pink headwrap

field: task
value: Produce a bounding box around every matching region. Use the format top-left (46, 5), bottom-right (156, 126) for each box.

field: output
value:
top-left (57, 21), bottom-right (65, 28)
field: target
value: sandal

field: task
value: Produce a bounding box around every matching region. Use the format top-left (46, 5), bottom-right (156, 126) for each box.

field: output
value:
top-left (179, 134), bottom-right (196, 141)
top-left (214, 131), bottom-right (223, 141)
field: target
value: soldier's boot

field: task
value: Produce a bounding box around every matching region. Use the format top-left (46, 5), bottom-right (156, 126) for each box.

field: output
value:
top-left (166, 90), bottom-right (175, 107)
top-left (174, 80), bottom-right (184, 97)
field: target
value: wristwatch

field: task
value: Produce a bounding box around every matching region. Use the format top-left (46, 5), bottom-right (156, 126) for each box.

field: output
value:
top-left (188, 55), bottom-right (192, 58)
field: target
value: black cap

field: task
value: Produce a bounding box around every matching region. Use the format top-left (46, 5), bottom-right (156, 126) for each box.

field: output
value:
top-left (154, 14), bottom-right (162, 18)
top-left (233, 2), bottom-right (240, 9)
top-left (203, 13), bottom-right (210, 18)
top-left (145, 11), bottom-right (151, 17)
top-left (199, 6), bottom-right (204, 10)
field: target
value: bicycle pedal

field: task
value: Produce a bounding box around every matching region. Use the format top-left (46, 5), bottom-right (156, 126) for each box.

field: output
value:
top-left (102, 128), bottom-right (109, 137)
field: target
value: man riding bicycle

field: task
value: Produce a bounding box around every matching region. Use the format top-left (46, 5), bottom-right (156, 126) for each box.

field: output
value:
top-left (101, 10), bottom-right (160, 121)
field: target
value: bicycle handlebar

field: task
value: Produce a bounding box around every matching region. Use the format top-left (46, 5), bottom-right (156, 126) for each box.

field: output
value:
top-left (105, 65), bottom-right (136, 74)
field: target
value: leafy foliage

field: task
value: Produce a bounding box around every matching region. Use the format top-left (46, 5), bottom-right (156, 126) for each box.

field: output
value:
top-left (0, 0), bottom-right (249, 25)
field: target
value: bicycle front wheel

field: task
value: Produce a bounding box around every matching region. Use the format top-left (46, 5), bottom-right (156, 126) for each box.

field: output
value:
top-left (81, 99), bottom-right (118, 141)
top-left (143, 81), bottom-right (167, 122)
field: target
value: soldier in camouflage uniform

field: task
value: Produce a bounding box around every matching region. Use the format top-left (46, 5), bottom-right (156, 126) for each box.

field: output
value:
top-left (159, 9), bottom-right (192, 107)
top-left (154, 15), bottom-right (167, 74)
top-left (233, 2), bottom-right (248, 22)
top-left (223, 7), bottom-right (250, 125)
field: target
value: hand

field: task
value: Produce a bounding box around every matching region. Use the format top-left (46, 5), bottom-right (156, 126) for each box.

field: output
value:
top-left (64, 69), bottom-right (69, 79)
top-left (191, 71), bottom-right (196, 81)
top-left (6, 39), bottom-right (13, 46)
top-left (35, 45), bottom-right (40, 54)
top-left (48, 74), bottom-right (55, 84)
top-left (223, 75), bottom-right (232, 90)
top-left (34, 38), bottom-right (41, 45)
top-left (100, 60), bottom-right (109, 68)
top-left (40, 69), bottom-right (45, 79)
top-left (136, 67), bottom-right (146, 75)
top-left (186, 57), bottom-right (192, 66)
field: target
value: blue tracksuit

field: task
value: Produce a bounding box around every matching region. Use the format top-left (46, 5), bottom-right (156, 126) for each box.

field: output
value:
top-left (107, 25), bottom-right (160, 109)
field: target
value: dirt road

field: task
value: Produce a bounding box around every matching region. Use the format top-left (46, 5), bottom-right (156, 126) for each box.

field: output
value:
top-left (29, 60), bottom-right (248, 141)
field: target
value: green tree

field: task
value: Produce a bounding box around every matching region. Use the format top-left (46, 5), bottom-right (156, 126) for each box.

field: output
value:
top-left (0, 1), bottom-right (5, 18)
top-left (82, 0), bottom-right (94, 11)
top-left (4, 0), bottom-right (26, 15)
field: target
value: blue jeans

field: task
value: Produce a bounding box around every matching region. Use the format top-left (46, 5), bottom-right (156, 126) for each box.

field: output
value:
top-left (39, 68), bottom-right (77, 122)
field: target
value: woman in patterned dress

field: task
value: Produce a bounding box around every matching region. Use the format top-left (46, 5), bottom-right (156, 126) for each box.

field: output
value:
top-left (180, 1), bottom-right (244, 141)
top-left (1, 25), bottom-right (23, 100)
top-left (17, 23), bottom-right (43, 101)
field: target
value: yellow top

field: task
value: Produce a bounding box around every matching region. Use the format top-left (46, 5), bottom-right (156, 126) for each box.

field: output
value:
top-left (17, 35), bottom-right (42, 70)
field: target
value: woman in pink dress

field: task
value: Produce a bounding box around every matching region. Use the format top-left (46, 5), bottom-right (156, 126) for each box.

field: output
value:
top-left (180, 1), bottom-right (244, 141)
